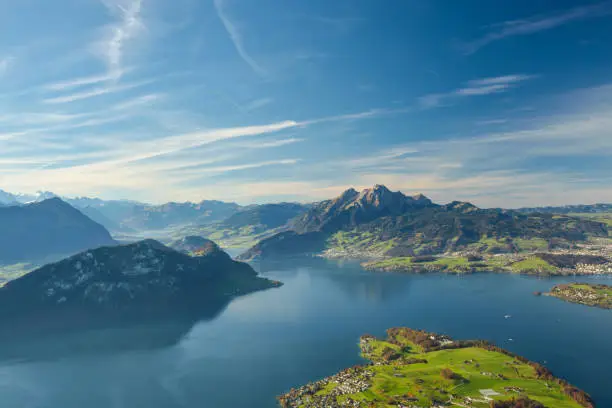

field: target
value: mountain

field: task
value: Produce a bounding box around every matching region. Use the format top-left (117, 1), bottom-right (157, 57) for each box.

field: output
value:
top-left (170, 236), bottom-right (220, 255)
top-left (0, 239), bottom-right (279, 338)
top-left (517, 203), bottom-right (612, 214)
top-left (239, 185), bottom-right (609, 261)
top-left (0, 198), bottom-right (116, 263)
top-left (0, 189), bottom-right (19, 205)
top-left (64, 197), bottom-right (143, 231)
top-left (0, 189), bottom-right (58, 205)
top-left (174, 203), bottom-right (309, 249)
top-left (293, 184), bottom-right (433, 233)
top-left (121, 200), bottom-right (241, 231)
top-left (76, 205), bottom-right (126, 232)
top-left (223, 203), bottom-right (308, 230)
top-left (0, 190), bottom-right (242, 233)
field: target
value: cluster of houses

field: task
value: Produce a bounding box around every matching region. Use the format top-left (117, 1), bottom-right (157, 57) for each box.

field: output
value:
top-left (574, 262), bottom-right (612, 274)
top-left (278, 366), bottom-right (373, 408)
top-left (551, 285), bottom-right (603, 303)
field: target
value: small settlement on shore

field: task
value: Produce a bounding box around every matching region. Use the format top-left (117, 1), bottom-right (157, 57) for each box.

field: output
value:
top-left (278, 328), bottom-right (594, 408)
top-left (547, 283), bottom-right (612, 309)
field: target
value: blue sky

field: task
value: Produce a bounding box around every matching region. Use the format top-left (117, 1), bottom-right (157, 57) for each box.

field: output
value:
top-left (0, 0), bottom-right (611, 207)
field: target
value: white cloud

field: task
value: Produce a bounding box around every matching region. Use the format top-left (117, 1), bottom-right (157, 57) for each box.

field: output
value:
top-left (467, 75), bottom-right (535, 86)
top-left (42, 79), bottom-right (154, 104)
top-left (170, 159), bottom-right (299, 179)
top-left (44, 69), bottom-right (132, 91)
top-left (463, 2), bottom-right (612, 54)
top-left (0, 56), bottom-right (15, 75)
top-left (455, 84), bottom-right (509, 96)
top-left (245, 97), bottom-right (273, 111)
top-left (233, 137), bottom-right (303, 149)
top-left (419, 74), bottom-right (534, 108)
top-left (476, 119), bottom-right (508, 126)
top-left (110, 93), bottom-right (162, 110)
top-left (98, 0), bottom-right (145, 78)
top-left (213, 0), bottom-right (267, 76)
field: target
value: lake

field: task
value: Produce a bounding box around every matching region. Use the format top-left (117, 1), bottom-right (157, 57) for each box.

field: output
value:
top-left (0, 258), bottom-right (611, 407)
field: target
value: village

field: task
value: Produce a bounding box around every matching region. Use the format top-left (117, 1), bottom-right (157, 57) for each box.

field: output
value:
top-left (277, 365), bottom-right (374, 408)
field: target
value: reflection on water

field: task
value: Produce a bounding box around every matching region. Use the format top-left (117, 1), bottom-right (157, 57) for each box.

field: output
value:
top-left (0, 297), bottom-right (232, 364)
top-left (0, 259), bottom-right (611, 408)
top-left (255, 256), bottom-right (415, 303)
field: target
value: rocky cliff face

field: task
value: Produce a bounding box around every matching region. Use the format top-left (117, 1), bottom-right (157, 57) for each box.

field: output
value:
top-left (293, 185), bottom-right (434, 233)
top-left (239, 185), bottom-right (609, 261)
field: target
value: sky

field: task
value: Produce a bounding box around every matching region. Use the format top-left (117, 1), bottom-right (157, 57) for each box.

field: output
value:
top-left (0, 0), bottom-right (611, 207)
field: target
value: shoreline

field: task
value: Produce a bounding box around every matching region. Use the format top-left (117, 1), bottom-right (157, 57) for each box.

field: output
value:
top-left (278, 327), bottom-right (594, 408)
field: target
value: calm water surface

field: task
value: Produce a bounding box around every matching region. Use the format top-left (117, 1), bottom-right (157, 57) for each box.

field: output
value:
top-left (1, 258), bottom-right (611, 407)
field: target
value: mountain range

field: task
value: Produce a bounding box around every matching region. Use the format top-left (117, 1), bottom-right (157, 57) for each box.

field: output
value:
top-left (1, 185), bottom-right (610, 267)
top-left (0, 189), bottom-right (241, 232)
top-left (239, 185), bottom-right (609, 260)
top-left (517, 203), bottom-right (612, 214)
top-left (0, 198), bottom-right (116, 264)
top-left (176, 202), bottom-right (310, 249)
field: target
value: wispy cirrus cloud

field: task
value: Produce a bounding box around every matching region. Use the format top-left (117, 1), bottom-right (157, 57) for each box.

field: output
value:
top-left (42, 78), bottom-right (154, 104)
top-left (44, 69), bottom-right (132, 91)
top-left (96, 0), bottom-right (145, 78)
top-left (0, 107), bottom-right (397, 199)
top-left (463, 1), bottom-right (612, 54)
top-left (213, 0), bottom-right (267, 76)
top-left (0, 56), bottom-right (15, 75)
top-left (419, 74), bottom-right (535, 108)
top-left (244, 97), bottom-right (273, 111)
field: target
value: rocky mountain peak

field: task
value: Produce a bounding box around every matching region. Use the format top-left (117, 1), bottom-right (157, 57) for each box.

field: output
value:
top-left (445, 201), bottom-right (479, 212)
top-left (357, 184), bottom-right (396, 207)
top-left (337, 187), bottom-right (359, 202)
top-left (292, 185), bottom-right (437, 234)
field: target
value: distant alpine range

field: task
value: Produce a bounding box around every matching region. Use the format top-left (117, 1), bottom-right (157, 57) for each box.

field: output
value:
top-left (0, 184), bottom-right (610, 342)
top-left (0, 185), bottom-right (609, 267)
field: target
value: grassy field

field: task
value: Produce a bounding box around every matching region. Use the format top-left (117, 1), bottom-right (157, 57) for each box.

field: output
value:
top-left (326, 230), bottom-right (397, 257)
top-left (569, 213), bottom-right (612, 229)
top-left (363, 256), bottom-right (506, 274)
top-left (172, 224), bottom-right (285, 249)
top-left (279, 328), bottom-right (589, 407)
top-left (510, 257), bottom-right (557, 274)
top-left (362, 254), bottom-right (596, 275)
top-left (549, 283), bottom-right (612, 309)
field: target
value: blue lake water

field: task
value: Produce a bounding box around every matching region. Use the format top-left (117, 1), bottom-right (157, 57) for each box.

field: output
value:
top-left (0, 258), bottom-right (611, 407)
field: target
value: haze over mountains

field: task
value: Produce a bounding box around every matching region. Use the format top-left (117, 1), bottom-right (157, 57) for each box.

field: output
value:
top-left (0, 198), bottom-right (116, 263)
top-left (1, 185), bottom-right (610, 268)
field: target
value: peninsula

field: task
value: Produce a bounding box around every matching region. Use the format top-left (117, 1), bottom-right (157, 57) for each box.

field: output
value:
top-left (278, 328), bottom-right (594, 408)
top-left (547, 283), bottom-right (612, 309)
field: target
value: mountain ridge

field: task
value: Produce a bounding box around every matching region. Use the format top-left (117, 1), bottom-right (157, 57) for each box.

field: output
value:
top-left (0, 239), bottom-right (278, 334)
top-left (0, 197), bottom-right (117, 263)
top-left (239, 185), bottom-right (609, 261)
